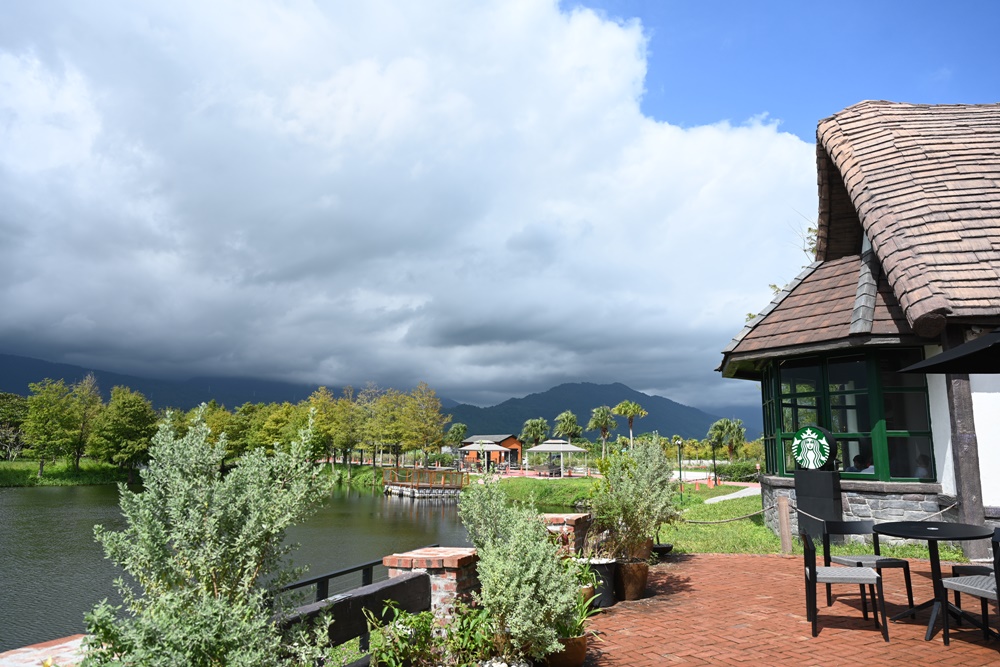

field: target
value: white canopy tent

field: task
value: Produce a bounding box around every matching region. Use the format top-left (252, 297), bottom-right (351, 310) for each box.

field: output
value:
top-left (458, 440), bottom-right (511, 469)
top-left (526, 439), bottom-right (588, 476)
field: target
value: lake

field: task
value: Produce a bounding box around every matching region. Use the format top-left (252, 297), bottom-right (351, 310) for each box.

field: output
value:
top-left (0, 484), bottom-right (468, 652)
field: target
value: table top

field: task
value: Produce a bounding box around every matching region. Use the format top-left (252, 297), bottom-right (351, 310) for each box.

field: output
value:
top-left (873, 520), bottom-right (994, 542)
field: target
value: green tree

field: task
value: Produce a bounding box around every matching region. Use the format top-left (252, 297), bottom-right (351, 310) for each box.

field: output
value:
top-left (88, 386), bottom-right (158, 484)
top-left (331, 387), bottom-right (362, 476)
top-left (519, 417), bottom-right (549, 466)
top-left (553, 410), bottom-right (583, 444)
top-left (0, 392), bottom-right (29, 461)
top-left (67, 373), bottom-right (104, 472)
top-left (444, 422), bottom-right (468, 448)
top-left (708, 417), bottom-right (746, 462)
top-left (83, 410), bottom-right (336, 666)
top-left (404, 382), bottom-right (450, 466)
top-left (23, 378), bottom-right (75, 477)
top-left (612, 400), bottom-right (648, 450)
top-left (586, 405), bottom-right (617, 459)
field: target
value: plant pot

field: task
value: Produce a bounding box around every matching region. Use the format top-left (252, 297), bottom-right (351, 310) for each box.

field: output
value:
top-left (585, 558), bottom-right (617, 608)
top-left (544, 635), bottom-right (587, 667)
top-left (652, 543), bottom-right (673, 560)
top-left (630, 537), bottom-right (654, 560)
top-left (579, 584), bottom-right (596, 607)
top-left (613, 560), bottom-right (649, 601)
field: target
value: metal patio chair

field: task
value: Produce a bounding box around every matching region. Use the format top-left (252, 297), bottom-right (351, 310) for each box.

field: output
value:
top-left (941, 527), bottom-right (1000, 643)
top-left (823, 520), bottom-right (915, 617)
top-left (803, 532), bottom-right (889, 641)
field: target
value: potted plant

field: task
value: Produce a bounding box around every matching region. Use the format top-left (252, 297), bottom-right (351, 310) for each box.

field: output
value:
top-left (590, 439), bottom-right (676, 601)
top-left (544, 588), bottom-right (600, 667)
top-left (459, 475), bottom-right (579, 664)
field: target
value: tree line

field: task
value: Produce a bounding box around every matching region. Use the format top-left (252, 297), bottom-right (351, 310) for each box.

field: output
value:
top-left (0, 377), bottom-right (457, 482)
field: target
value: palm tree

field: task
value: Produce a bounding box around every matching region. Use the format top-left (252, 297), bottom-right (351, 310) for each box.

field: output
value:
top-left (519, 417), bottom-right (549, 467)
top-left (587, 405), bottom-right (617, 459)
top-left (613, 400), bottom-right (648, 450)
top-left (553, 410), bottom-right (583, 443)
top-left (709, 418), bottom-right (746, 461)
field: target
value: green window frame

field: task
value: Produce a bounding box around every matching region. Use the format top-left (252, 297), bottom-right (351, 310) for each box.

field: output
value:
top-left (761, 348), bottom-right (934, 482)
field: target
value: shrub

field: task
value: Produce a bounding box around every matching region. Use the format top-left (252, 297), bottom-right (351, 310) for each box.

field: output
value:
top-left (715, 460), bottom-right (760, 482)
top-left (83, 408), bottom-right (336, 666)
top-left (590, 439), bottom-right (677, 558)
top-left (459, 476), bottom-right (577, 662)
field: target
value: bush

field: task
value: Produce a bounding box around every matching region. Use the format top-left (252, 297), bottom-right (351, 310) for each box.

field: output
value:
top-left (590, 439), bottom-right (677, 558)
top-left (83, 408), bottom-right (336, 666)
top-left (459, 476), bottom-right (577, 662)
top-left (715, 460), bottom-right (760, 482)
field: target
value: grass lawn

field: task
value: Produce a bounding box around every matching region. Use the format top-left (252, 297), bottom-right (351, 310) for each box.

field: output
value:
top-left (0, 459), bottom-right (129, 487)
top-left (495, 475), bottom-right (596, 507)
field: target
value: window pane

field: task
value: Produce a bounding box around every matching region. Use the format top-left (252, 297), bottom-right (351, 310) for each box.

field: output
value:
top-left (884, 392), bottom-right (930, 431)
top-left (879, 349), bottom-right (927, 388)
top-left (782, 397), bottom-right (817, 432)
top-left (887, 436), bottom-right (933, 479)
top-left (783, 438), bottom-right (794, 472)
top-left (840, 438), bottom-right (875, 474)
top-left (829, 355), bottom-right (867, 392)
top-left (829, 394), bottom-right (871, 433)
top-left (780, 358), bottom-right (820, 395)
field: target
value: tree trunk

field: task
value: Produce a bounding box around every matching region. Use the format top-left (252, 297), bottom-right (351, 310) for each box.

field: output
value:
top-left (38, 458), bottom-right (45, 478)
top-left (127, 465), bottom-right (135, 485)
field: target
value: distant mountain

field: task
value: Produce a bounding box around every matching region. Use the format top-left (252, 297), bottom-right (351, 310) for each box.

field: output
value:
top-left (449, 382), bottom-right (758, 441)
top-left (0, 353), bottom-right (323, 409)
top-left (694, 403), bottom-right (763, 440)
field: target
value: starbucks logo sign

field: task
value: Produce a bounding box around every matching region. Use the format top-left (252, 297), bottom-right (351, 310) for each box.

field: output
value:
top-left (792, 426), bottom-right (831, 470)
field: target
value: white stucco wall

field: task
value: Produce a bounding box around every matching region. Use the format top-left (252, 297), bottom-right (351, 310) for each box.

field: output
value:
top-left (971, 374), bottom-right (1000, 508)
top-left (926, 367), bottom-right (956, 496)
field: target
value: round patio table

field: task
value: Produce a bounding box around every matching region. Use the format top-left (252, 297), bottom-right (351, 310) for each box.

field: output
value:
top-left (873, 520), bottom-right (994, 642)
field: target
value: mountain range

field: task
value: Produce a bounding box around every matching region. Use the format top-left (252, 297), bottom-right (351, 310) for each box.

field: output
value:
top-left (0, 353), bottom-right (761, 440)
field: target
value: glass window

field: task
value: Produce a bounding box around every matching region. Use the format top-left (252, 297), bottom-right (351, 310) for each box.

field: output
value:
top-left (764, 348), bottom-right (932, 481)
top-left (780, 358), bottom-right (820, 395)
top-left (887, 436), bottom-right (934, 479)
top-left (884, 393), bottom-right (930, 431)
top-left (879, 350), bottom-right (927, 389)
top-left (830, 394), bottom-right (871, 433)
top-left (840, 437), bottom-right (874, 474)
top-left (829, 355), bottom-right (867, 392)
top-left (782, 397), bottom-right (817, 432)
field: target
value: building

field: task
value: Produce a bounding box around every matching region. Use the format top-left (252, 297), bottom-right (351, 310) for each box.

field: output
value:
top-left (718, 101), bottom-right (1000, 555)
top-left (460, 434), bottom-right (523, 465)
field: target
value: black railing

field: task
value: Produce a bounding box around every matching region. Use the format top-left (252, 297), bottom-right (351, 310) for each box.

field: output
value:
top-left (281, 543), bottom-right (439, 604)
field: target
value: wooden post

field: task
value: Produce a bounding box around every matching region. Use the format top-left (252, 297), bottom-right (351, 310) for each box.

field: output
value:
top-left (778, 496), bottom-right (792, 554)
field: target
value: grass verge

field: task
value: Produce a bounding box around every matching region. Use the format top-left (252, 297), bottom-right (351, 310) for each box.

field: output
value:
top-left (0, 459), bottom-right (129, 487)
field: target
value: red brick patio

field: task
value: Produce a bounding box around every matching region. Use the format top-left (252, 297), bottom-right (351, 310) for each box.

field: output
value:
top-left (5, 552), bottom-right (998, 666)
top-left (586, 553), bottom-right (1000, 666)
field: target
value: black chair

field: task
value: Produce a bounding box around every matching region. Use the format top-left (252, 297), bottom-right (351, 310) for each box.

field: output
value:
top-left (823, 520), bottom-right (915, 617)
top-left (941, 527), bottom-right (1000, 644)
top-left (803, 532), bottom-right (889, 641)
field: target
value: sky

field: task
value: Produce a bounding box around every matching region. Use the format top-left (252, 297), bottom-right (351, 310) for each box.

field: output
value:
top-left (1, 1), bottom-right (998, 409)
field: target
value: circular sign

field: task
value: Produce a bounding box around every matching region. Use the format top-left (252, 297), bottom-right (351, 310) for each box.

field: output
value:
top-left (792, 426), bottom-right (832, 470)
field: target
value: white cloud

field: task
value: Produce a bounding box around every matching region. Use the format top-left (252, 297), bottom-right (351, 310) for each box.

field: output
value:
top-left (0, 0), bottom-right (816, 408)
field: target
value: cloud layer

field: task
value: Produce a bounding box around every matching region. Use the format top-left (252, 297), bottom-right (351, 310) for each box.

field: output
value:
top-left (0, 0), bottom-right (816, 407)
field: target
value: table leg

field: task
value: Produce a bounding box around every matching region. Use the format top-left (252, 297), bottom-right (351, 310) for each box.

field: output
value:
top-left (924, 541), bottom-right (944, 641)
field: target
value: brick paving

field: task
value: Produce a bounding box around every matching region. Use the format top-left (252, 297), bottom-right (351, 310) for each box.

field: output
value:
top-left (5, 552), bottom-right (999, 666)
top-left (586, 553), bottom-right (1000, 667)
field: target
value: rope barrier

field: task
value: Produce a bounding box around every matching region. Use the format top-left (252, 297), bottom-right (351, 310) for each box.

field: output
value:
top-left (918, 502), bottom-right (959, 521)
top-left (682, 504), bottom-right (775, 525)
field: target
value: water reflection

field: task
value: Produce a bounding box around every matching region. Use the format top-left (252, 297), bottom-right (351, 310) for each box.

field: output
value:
top-left (0, 485), bottom-right (467, 652)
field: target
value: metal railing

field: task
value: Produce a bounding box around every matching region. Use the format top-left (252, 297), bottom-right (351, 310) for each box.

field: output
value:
top-left (281, 543), bottom-right (440, 604)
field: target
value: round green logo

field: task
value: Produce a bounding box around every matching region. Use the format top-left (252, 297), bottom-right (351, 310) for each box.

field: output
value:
top-left (792, 426), bottom-right (831, 470)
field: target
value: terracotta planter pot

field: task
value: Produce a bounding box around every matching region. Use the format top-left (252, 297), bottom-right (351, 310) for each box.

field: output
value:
top-left (544, 635), bottom-right (587, 667)
top-left (579, 584), bottom-right (596, 607)
top-left (613, 560), bottom-right (649, 601)
top-left (630, 537), bottom-right (654, 560)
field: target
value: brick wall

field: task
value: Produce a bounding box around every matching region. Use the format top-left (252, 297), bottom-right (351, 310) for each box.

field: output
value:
top-left (542, 513), bottom-right (592, 555)
top-left (383, 547), bottom-right (478, 620)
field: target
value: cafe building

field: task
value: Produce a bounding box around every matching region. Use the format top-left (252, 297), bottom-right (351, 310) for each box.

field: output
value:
top-left (718, 101), bottom-right (1000, 554)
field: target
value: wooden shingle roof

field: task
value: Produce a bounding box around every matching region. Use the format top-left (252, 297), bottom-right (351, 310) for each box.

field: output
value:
top-left (720, 255), bottom-right (913, 378)
top-left (816, 101), bottom-right (1000, 337)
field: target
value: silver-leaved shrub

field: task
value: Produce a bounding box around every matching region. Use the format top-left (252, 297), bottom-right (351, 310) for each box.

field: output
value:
top-left (82, 408), bottom-right (335, 667)
top-left (459, 476), bottom-right (576, 662)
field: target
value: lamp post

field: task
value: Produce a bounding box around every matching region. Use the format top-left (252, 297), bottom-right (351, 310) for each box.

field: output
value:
top-left (674, 436), bottom-right (683, 501)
